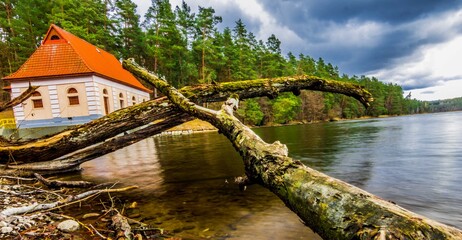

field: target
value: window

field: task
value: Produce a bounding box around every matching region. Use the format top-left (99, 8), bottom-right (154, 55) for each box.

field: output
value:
top-left (103, 89), bottom-right (109, 115)
top-left (67, 88), bottom-right (80, 105)
top-left (119, 93), bottom-right (124, 108)
top-left (132, 96), bottom-right (136, 105)
top-left (31, 91), bottom-right (43, 109)
top-left (51, 35), bottom-right (60, 40)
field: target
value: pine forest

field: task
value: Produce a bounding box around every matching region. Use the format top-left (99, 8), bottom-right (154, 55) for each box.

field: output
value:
top-left (0, 0), bottom-right (434, 126)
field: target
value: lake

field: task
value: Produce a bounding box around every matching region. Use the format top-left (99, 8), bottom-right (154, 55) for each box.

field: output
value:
top-left (80, 111), bottom-right (462, 239)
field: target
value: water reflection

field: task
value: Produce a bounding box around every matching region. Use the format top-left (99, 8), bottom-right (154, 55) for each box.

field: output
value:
top-left (256, 113), bottom-right (462, 229)
top-left (82, 133), bottom-right (321, 239)
top-left (81, 111), bottom-right (462, 236)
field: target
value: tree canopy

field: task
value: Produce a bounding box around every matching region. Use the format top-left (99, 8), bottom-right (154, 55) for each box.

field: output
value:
top-left (0, 0), bottom-right (428, 122)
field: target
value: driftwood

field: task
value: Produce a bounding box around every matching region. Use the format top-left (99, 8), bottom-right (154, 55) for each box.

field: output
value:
top-left (0, 185), bottom-right (138, 216)
top-left (123, 59), bottom-right (462, 240)
top-left (180, 75), bottom-right (372, 107)
top-left (34, 173), bottom-right (95, 188)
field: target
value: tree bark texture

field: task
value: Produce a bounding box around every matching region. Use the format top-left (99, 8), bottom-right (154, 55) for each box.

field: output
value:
top-left (123, 59), bottom-right (462, 240)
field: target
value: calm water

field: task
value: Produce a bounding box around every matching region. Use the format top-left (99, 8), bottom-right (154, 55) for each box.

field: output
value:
top-left (80, 111), bottom-right (462, 238)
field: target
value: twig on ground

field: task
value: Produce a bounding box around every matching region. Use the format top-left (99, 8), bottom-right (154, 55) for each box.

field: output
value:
top-left (1, 186), bottom-right (138, 216)
top-left (34, 173), bottom-right (96, 188)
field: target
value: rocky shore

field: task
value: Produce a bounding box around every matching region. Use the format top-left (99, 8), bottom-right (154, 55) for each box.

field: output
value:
top-left (0, 176), bottom-right (175, 239)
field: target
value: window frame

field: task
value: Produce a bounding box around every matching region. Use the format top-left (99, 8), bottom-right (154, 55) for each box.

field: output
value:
top-left (31, 91), bottom-right (44, 109)
top-left (67, 87), bottom-right (80, 106)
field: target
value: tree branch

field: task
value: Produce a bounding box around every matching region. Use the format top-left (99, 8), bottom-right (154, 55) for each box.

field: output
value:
top-left (0, 98), bottom-right (180, 163)
top-left (1, 112), bottom-right (193, 175)
top-left (0, 85), bottom-right (39, 112)
top-left (180, 76), bottom-right (373, 107)
top-left (123, 59), bottom-right (462, 240)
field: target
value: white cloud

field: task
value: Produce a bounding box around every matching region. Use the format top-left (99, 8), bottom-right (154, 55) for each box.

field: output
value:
top-left (412, 79), bottom-right (462, 101)
top-left (367, 8), bottom-right (462, 101)
top-left (370, 36), bottom-right (462, 100)
top-left (316, 19), bottom-right (388, 48)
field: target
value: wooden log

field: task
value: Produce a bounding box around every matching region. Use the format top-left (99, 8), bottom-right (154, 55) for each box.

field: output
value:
top-left (0, 98), bottom-right (178, 164)
top-left (0, 65), bottom-right (372, 165)
top-left (0, 112), bottom-right (193, 175)
top-left (179, 75), bottom-right (373, 107)
top-left (123, 59), bottom-right (462, 240)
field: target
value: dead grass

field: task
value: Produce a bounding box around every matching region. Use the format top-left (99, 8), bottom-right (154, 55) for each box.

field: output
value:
top-left (168, 118), bottom-right (216, 131)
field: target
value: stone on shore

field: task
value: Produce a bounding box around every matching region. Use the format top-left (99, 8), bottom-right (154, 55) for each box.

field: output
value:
top-left (57, 220), bottom-right (80, 233)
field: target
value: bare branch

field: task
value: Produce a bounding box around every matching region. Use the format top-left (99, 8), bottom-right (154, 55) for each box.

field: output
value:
top-left (0, 85), bottom-right (39, 112)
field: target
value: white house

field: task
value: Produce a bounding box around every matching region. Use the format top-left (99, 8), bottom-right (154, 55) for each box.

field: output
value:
top-left (2, 24), bottom-right (152, 129)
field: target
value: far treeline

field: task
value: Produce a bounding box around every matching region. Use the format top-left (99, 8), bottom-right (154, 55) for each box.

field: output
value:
top-left (0, 0), bottom-right (450, 126)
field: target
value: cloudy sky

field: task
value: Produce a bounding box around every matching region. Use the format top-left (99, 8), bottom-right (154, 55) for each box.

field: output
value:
top-left (133, 0), bottom-right (462, 101)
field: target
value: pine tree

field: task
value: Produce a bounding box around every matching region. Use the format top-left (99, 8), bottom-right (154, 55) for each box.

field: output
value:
top-left (143, 0), bottom-right (185, 87)
top-left (10, 0), bottom-right (50, 69)
top-left (114, 0), bottom-right (144, 62)
top-left (262, 34), bottom-right (284, 78)
top-left (0, 0), bottom-right (18, 75)
top-left (232, 19), bottom-right (256, 80)
top-left (192, 6), bottom-right (222, 83)
top-left (49, 0), bottom-right (118, 55)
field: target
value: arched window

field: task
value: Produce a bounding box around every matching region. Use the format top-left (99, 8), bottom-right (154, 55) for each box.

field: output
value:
top-left (67, 88), bottom-right (80, 105)
top-left (132, 96), bottom-right (136, 105)
top-left (51, 35), bottom-right (60, 40)
top-left (119, 93), bottom-right (124, 108)
top-left (102, 89), bottom-right (110, 115)
top-left (31, 91), bottom-right (43, 109)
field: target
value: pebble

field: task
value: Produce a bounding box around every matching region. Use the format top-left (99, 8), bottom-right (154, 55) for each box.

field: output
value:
top-left (82, 213), bottom-right (100, 219)
top-left (57, 220), bottom-right (80, 233)
top-left (1, 226), bottom-right (13, 234)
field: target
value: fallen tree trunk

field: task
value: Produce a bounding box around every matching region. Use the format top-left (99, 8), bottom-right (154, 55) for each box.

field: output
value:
top-left (0, 98), bottom-right (178, 163)
top-left (0, 73), bottom-right (372, 165)
top-left (180, 75), bottom-right (372, 107)
top-left (123, 59), bottom-right (462, 240)
top-left (1, 112), bottom-right (193, 176)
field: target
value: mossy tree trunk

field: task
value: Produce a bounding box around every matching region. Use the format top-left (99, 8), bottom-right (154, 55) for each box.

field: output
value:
top-left (123, 59), bottom-right (462, 240)
top-left (0, 69), bottom-right (372, 167)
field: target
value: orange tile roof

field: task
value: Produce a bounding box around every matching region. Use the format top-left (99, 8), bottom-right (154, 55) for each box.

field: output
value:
top-left (3, 24), bottom-right (151, 93)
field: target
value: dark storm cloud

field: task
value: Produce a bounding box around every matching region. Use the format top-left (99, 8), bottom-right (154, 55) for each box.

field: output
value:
top-left (260, 0), bottom-right (459, 25)
top-left (255, 0), bottom-right (462, 76)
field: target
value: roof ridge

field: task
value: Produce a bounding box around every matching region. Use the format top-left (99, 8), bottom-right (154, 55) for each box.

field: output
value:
top-left (50, 25), bottom-right (95, 74)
